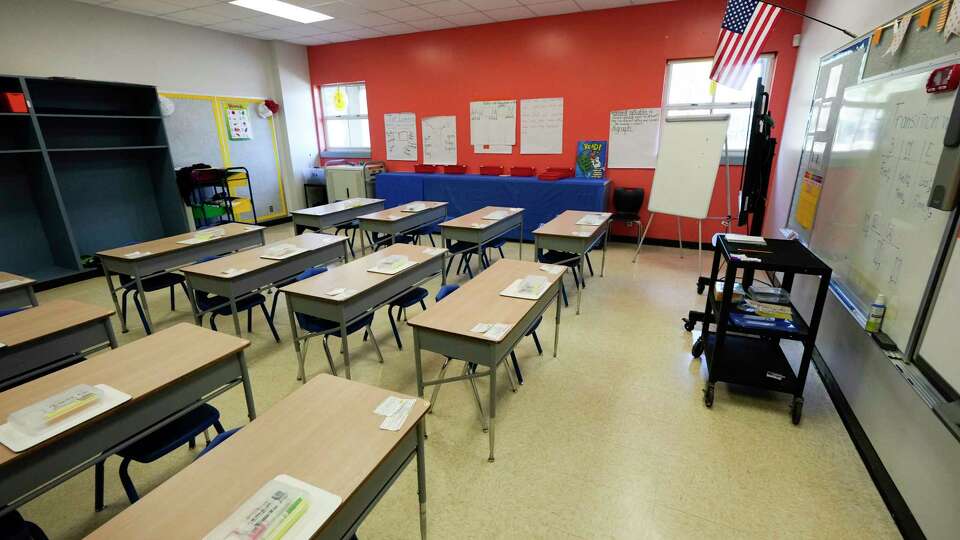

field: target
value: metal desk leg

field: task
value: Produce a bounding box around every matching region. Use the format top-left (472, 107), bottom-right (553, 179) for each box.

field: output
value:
top-left (237, 351), bottom-right (257, 420)
top-left (341, 318), bottom-right (352, 380)
top-left (488, 360), bottom-right (497, 463)
top-left (519, 217), bottom-right (523, 261)
top-left (476, 242), bottom-right (484, 274)
top-left (103, 269), bottom-right (126, 333)
top-left (26, 287), bottom-right (38, 307)
top-left (229, 296), bottom-right (243, 336)
top-left (185, 281), bottom-right (202, 326)
top-left (133, 271), bottom-right (155, 334)
top-left (286, 300), bottom-right (306, 382)
top-left (601, 226), bottom-right (609, 277)
top-left (576, 255), bottom-right (584, 315)
top-left (104, 319), bottom-right (118, 349)
top-left (554, 290), bottom-right (561, 357)
top-left (360, 227), bottom-right (367, 256)
top-left (342, 241), bottom-right (350, 264)
top-left (416, 421), bottom-right (427, 540)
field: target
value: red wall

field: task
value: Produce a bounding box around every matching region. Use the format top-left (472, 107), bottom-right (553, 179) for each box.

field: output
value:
top-left (307, 0), bottom-right (805, 242)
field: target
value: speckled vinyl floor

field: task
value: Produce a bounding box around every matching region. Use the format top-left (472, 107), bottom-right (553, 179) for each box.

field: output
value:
top-left (18, 223), bottom-right (899, 539)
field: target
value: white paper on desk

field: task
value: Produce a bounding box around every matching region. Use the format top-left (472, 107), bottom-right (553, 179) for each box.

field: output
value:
top-left (500, 275), bottom-right (549, 300)
top-left (374, 396), bottom-right (407, 416)
top-left (0, 343), bottom-right (5, 349)
top-left (220, 268), bottom-right (248, 277)
top-left (380, 398), bottom-right (416, 431)
top-left (483, 210), bottom-right (509, 220)
top-left (572, 230), bottom-right (592, 237)
top-left (0, 279), bottom-right (26, 289)
top-left (575, 214), bottom-right (606, 226)
top-left (470, 223), bottom-right (485, 228)
top-left (367, 255), bottom-right (416, 275)
top-left (0, 384), bottom-right (131, 453)
top-left (204, 475), bottom-right (341, 540)
top-left (260, 244), bottom-right (308, 260)
top-left (123, 251), bottom-right (152, 259)
top-left (539, 264), bottom-right (564, 275)
top-left (177, 237), bottom-right (210, 245)
top-left (483, 323), bottom-right (511, 341)
top-left (401, 203), bottom-right (426, 213)
top-left (470, 323), bottom-right (492, 333)
top-left (423, 247), bottom-right (445, 256)
top-left (244, 226), bottom-right (261, 232)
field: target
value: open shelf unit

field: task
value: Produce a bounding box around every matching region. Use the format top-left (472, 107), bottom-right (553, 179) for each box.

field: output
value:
top-left (0, 74), bottom-right (187, 283)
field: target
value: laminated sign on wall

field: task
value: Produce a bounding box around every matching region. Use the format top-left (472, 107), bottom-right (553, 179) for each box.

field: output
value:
top-left (384, 112), bottom-right (418, 161)
top-left (226, 104), bottom-right (252, 140)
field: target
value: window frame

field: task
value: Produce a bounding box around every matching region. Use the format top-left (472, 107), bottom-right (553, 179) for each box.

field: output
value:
top-left (317, 81), bottom-right (371, 159)
top-left (662, 54), bottom-right (776, 162)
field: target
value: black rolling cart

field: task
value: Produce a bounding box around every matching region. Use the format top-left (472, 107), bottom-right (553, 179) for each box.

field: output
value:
top-left (691, 236), bottom-right (831, 424)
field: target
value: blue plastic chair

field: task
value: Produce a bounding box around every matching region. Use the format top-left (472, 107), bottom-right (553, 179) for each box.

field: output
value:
top-left (195, 427), bottom-right (241, 460)
top-left (292, 267), bottom-right (383, 378)
top-left (118, 272), bottom-right (188, 335)
top-left (0, 307), bottom-right (26, 317)
top-left (194, 290), bottom-right (280, 342)
top-left (94, 404), bottom-right (225, 511)
top-left (386, 287), bottom-right (429, 350)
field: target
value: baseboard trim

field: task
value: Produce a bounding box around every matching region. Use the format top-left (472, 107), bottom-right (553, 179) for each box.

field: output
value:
top-left (811, 349), bottom-right (926, 539)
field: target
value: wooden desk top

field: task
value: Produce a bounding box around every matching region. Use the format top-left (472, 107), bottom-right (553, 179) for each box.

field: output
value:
top-left (86, 374), bottom-right (428, 540)
top-left (408, 259), bottom-right (562, 342)
top-left (0, 323), bottom-right (249, 467)
top-left (0, 300), bottom-right (113, 348)
top-left (281, 243), bottom-right (444, 303)
top-left (97, 223), bottom-right (264, 260)
top-left (533, 210), bottom-right (611, 238)
top-left (0, 273), bottom-right (35, 291)
top-left (359, 201), bottom-right (447, 222)
top-left (181, 233), bottom-right (346, 280)
top-left (292, 198), bottom-right (384, 217)
top-left (440, 206), bottom-right (523, 230)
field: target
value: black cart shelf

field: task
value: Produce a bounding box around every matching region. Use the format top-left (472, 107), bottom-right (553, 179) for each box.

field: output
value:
top-left (691, 236), bottom-right (832, 424)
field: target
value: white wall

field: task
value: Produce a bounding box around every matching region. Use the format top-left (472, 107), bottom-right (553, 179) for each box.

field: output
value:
top-left (765, 0), bottom-right (919, 235)
top-left (0, 0), bottom-right (318, 213)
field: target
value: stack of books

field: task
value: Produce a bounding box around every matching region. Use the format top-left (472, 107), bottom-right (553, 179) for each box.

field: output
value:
top-left (743, 299), bottom-right (793, 321)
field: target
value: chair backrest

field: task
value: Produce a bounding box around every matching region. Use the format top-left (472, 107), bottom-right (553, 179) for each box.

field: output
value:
top-left (613, 187), bottom-right (645, 215)
top-left (296, 266), bottom-right (328, 281)
top-left (435, 284), bottom-right (460, 302)
top-left (195, 428), bottom-right (241, 460)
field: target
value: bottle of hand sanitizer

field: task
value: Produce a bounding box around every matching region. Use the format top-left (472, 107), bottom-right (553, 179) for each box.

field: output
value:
top-left (865, 294), bottom-right (886, 333)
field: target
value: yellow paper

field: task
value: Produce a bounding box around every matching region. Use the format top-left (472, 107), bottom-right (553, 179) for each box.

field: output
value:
top-left (796, 171), bottom-right (823, 230)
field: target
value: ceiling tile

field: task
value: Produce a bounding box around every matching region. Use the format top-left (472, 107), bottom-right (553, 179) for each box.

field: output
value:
top-left (243, 13), bottom-right (308, 28)
top-left (341, 11), bottom-right (398, 26)
top-left (574, 0), bottom-right (630, 9)
top-left (71, 0), bottom-right (114, 4)
top-left (484, 5), bottom-right (534, 20)
top-left (527, 0), bottom-right (579, 15)
top-left (207, 19), bottom-right (273, 33)
top-left (461, 0), bottom-right (519, 10)
top-left (308, 18), bottom-right (362, 31)
top-left (323, 33), bottom-right (355, 42)
top-left (418, 0), bottom-right (474, 16)
top-left (279, 0), bottom-right (336, 6)
top-left (163, 0), bottom-right (222, 7)
top-left (287, 36), bottom-right (333, 45)
top-left (407, 17), bottom-right (455, 30)
top-left (517, 0), bottom-right (558, 5)
top-left (379, 5), bottom-right (434, 21)
top-left (251, 28), bottom-right (303, 40)
top-left (310, 1), bottom-right (369, 18)
top-left (403, 0), bottom-right (443, 4)
top-left (341, 27), bottom-right (387, 39)
top-left (193, 3), bottom-right (263, 19)
top-left (345, 0), bottom-right (410, 10)
top-left (161, 9), bottom-right (231, 25)
top-left (105, 0), bottom-right (185, 15)
top-left (374, 22), bottom-right (419, 34)
top-left (443, 11), bottom-right (493, 25)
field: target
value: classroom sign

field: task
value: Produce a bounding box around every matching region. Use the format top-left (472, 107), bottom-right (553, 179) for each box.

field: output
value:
top-left (575, 140), bottom-right (607, 178)
top-left (226, 104), bottom-right (252, 140)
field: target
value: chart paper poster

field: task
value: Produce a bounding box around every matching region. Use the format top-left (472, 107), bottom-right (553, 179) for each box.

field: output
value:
top-left (226, 104), bottom-right (252, 140)
top-left (470, 100), bottom-right (516, 146)
top-left (608, 108), bottom-right (660, 168)
top-left (575, 141), bottom-right (607, 178)
top-left (520, 97), bottom-right (563, 154)
top-left (384, 112), bottom-right (418, 161)
top-left (795, 171), bottom-right (823, 230)
top-left (422, 115), bottom-right (457, 165)
top-left (475, 144), bottom-right (512, 154)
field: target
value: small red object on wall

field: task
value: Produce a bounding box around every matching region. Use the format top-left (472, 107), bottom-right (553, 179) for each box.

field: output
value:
top-left (1, 92), bottom-right (28, 113)
top-left (444, 164), bottom-right (467, 174)
top-left (927, 65), bottom-right (960, 93)
top-left (414, 164), bottom-right (437, 173)
top-left (479, 165), bottom-right (503, 176)
top-left (510, 166), bottom-right (536, 177)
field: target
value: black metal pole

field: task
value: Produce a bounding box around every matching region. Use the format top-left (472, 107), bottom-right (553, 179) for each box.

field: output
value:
top-left (764, 1), bottom-right (859, 39)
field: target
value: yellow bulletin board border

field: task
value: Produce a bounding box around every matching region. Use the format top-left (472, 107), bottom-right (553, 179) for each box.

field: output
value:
top-left (160, 92), bottom-right (289, 223)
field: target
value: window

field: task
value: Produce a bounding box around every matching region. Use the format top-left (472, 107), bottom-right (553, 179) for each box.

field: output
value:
top-left (318, 82), bottom-right (370, 157)
top-left (663, 55), bottom-right (774, 156)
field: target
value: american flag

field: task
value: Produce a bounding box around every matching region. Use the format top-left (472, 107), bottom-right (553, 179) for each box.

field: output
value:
top-left (710, 0), bottom-right (781, 90)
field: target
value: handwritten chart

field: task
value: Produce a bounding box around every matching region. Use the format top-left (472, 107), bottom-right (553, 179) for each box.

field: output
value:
top-left (520, 97), bottom-right (563, 154)
top-left (608, 108), bottom-right (660, 168)
top-left (422, 115), bottom-right (457, 165)
top-left (470, 100), bottom-right (516, 146)
top-left (384, 112), bottom-right (418, 161)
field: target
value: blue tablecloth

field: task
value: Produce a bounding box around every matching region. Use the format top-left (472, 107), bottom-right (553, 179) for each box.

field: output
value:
top-left (375, 172), bottom-right (609, 240)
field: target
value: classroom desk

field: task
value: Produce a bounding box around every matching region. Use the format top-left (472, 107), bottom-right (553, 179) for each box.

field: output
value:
top-left (181, 233), bottom-right (349, 336)
top-left (0, 323), bottom-right (254, 516)
top-left (408, 259), bottom-right (563, 462)
top-left (291, 197), bottom-right (385, 235)
top-left (281, 243), bottom-right (446, 381)
top-left (86, 375), bottom-right (429, 540)
top-left (97, 223), bottom-right (266, 334)
top-left (534, 210), bottom-right (612, 315)
top-left (0, 273), bottom-right (38, 311)
top-left (440, 206), bottom-right (524, 275)
top-left (358, 201), bottom-right (448, 255)
top-left (0, 300), bottom-right (116, 391)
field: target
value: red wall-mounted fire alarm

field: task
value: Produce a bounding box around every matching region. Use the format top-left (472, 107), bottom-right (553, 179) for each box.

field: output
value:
top-left (927, 65), bottom-right (960, 93)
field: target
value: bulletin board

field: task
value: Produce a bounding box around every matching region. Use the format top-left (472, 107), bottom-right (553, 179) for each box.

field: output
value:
top-left (160, 93), bottom-right (288, 223)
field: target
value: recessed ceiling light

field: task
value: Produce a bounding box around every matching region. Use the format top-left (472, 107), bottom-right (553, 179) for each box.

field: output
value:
top-left (229, 0), bottom-right (333, 23)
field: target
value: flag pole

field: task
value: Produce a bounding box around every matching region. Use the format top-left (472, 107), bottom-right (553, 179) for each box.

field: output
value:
top-left (763, 2), bottom-right (858, 38)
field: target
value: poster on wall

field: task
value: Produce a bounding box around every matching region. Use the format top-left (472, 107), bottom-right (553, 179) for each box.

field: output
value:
top-left (385, 112), bottom-right (418, 161)
top-left (226, 104), bottom-right (252, 140)
top-left (575, 141), bottom-right (607, 178)
top-left (520, 97), bottom-right (563, 154)
top-left (470, 100), bottom-right (516, 146)
top-left (608, 108), bottom-right (660, 168)
top-left (475, 144), bottom-right (512, 154)
top-left (422, 115), bottom-right (457, 165)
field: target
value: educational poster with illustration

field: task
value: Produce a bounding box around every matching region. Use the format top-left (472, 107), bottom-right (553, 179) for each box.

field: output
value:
top-left (575, 141), bottom-right (607, 178)
top-left (226, 104), bottom-right (252, 140)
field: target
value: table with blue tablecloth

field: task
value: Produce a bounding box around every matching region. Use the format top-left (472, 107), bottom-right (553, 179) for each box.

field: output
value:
top-left (374, 172), bottom-right (609, 240)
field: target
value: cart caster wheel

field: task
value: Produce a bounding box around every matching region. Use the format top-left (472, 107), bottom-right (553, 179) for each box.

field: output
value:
top-left (791, 398), bottom-right (803, 425)
top-left (697, 283), bottom-right (706, 294)
top-left (683, 318), bottom-right (695, 332)
top-left (703, 384), bottom-right (715, 408)
top-left (691, 337), bottom-right (705, 358)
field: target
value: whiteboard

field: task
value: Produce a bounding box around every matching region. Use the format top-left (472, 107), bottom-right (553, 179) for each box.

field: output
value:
top-left (162, 96), bottom-right (223, 169)
top-left (520, 98), bottom-right (563, 154)
top-left (647, 116), bottom-right (729, 220)
top-left (221, 100), bottom-right (285, 221)
top-left (608, 108), bottom-right (660, 168)
top-left (920, 235), bottom-right (960, 393)
top-left (384, 112), bottom-right (418, 161)
top-left (422, 115), bottom-right (457, 165)
top-left (809, 69), bottom-right (954, 349)
top-left (469, 100), bottom-right (515, 146)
